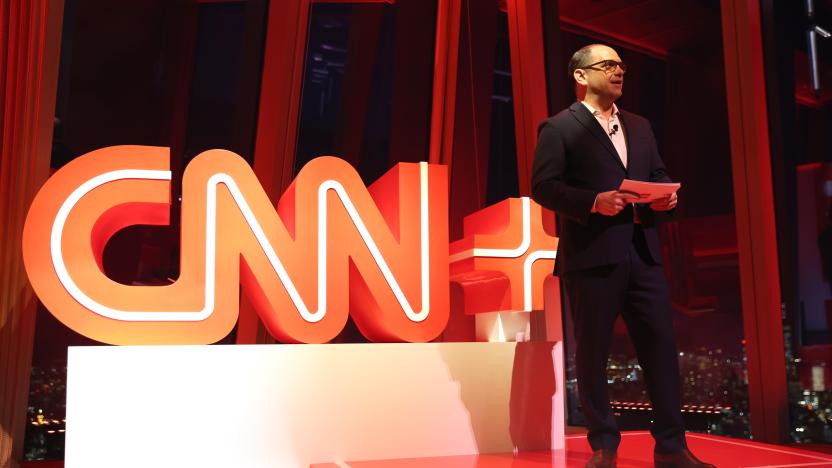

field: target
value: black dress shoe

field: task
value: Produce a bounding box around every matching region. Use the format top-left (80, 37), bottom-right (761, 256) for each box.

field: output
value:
top-left (586, 449), bottom-right (617, 468)
top-left (654, 448), bottom-right (715, 468)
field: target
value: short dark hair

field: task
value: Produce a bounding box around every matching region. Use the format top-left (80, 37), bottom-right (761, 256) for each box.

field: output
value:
top-left (567, 44), bottom-right (601, 78)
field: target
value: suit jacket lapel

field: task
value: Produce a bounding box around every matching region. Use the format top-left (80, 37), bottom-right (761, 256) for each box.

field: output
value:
top-left (569, 102), bottom-right (626, 172)
top-left (618, 109), bottom-right (632, 177)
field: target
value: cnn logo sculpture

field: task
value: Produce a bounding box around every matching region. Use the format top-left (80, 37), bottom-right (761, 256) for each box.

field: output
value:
top-left (23, 146), bottom-right (448, 344)
top-left (23, 146), bottom-right (556, 345)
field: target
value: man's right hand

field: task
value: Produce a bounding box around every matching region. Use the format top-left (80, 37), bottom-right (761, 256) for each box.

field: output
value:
top-left (592, 190), bottom-right (638, 216)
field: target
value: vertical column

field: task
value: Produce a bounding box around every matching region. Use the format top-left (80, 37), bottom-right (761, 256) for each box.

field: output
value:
top-left (721, 0), bottom-right (788, 443)
top-left (505, 0), bottom-right (562, 344)
top-left (428, 0), bottom-right (462, 166)
top-left (250, 0), bottom-right (311, 204)
top-left (0, 0), bottom-right (63, 465)
top-left (506, 0), bottom-right (549, 196)
top-left (237, 0), bottom-right (311, 344)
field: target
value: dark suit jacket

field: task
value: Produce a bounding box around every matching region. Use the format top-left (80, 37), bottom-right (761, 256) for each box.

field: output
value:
top-left (531, 101), bottom-right (672, 275)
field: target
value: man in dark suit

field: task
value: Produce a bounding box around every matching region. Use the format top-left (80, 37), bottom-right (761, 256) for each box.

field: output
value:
top-left (531, 44), bottom-right (714, 468)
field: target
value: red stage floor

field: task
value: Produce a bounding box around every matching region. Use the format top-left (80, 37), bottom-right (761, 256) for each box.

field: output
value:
top-left (312, 432), bottom-right (832, 468)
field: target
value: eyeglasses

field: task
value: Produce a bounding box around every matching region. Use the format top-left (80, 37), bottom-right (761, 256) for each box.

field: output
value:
top-left (581, 59), bottom-right (627, 73)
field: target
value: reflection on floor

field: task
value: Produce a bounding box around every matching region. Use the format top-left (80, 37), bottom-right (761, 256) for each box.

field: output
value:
top-left (312, 431), bottom-right (832, 468)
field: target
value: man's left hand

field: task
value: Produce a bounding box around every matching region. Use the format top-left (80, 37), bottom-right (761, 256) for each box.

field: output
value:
top-left (650, 192), bottom-right (677, 211)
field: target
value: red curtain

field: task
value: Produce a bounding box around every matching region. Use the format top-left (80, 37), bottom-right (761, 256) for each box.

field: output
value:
top-left (0, 0), bottom-right (62, 465)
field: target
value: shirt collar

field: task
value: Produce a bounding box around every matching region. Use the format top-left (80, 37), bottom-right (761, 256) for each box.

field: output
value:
top-left (581, 100), bottom-right (620, 118)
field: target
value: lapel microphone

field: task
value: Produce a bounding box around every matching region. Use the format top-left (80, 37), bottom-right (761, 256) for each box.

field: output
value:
top-left (608, 124), bottom-right (619, 137)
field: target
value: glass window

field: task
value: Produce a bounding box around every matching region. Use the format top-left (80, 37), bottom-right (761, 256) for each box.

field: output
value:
top-left (543, 0), bottom-right (750, 438)
top-left (762, 0), bottom-right (832, 446)
top-left (24, 0), bottom-right (267, 460)
top-left (485, 8), bottom-right (520, 206)
top-left (294, 0), bottom-right (438, 184)
top-left (293, 0), bottom-right (438, 343)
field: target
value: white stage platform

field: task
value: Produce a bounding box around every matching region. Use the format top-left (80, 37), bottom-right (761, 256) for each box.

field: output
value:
top-left (65, 342), bottom-right (564, 468)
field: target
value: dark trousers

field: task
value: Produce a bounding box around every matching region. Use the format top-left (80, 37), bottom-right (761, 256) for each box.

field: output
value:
top-left (561, 227), bottom-right (686, 454)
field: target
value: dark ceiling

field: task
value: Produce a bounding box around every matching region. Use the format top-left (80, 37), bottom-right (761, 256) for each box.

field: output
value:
top-left (558, 0), bottom-right (722, 57)
top-left (557, 0), bottom-right (832, 105)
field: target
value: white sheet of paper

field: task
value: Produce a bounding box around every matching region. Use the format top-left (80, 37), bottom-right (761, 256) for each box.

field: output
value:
top-left (618, 179), bottom-right (680, 203)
